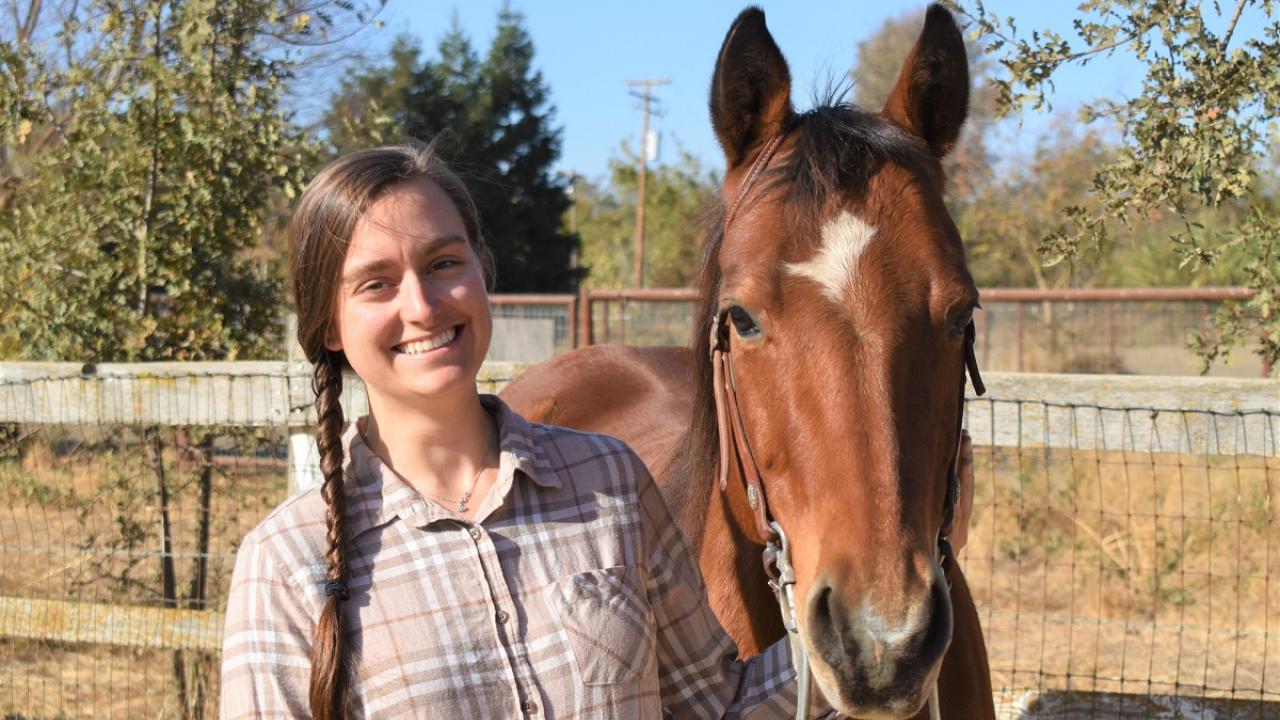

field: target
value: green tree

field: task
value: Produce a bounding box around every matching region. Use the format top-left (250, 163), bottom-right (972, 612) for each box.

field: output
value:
top-left (2, 3), bottom-right (380, 716)
top-left (851, 9), bottom-right (998, 207)
top-left (326, 8), bottom-right (581, 292)
top-left (574, 144), bottom-right (718, 288)
top-left (959, 118), bottom-right (1112, 289)
top-left (0, 0), bottom-right (378, 361)
top-left (954, 0), bottom-right (1280, 368)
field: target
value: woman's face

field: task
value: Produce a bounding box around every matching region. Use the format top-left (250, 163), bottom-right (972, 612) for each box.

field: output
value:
top-left (327, 177), bottom-right (492, 407)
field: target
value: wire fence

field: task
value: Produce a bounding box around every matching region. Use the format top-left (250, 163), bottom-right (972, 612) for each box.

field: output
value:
top-left (0, 363), bottom-right (1274, 718)
top-left (490, 294), bottom-right (577, 354)
top-left (959, 374), bottom-right (1279, 718)
top-left (527, 287), bottom-right (1270, 377)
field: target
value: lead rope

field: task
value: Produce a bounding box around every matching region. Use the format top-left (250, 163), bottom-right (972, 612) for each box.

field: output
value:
top-left (763, 522), bottom-right (810, 718)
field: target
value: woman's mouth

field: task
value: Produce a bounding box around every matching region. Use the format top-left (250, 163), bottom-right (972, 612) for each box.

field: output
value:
top-left (393, 325), bottom-right (462, 355)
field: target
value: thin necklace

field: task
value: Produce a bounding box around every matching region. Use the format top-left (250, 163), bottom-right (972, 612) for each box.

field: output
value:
top-left (360, 421), bottom-right (497, 514)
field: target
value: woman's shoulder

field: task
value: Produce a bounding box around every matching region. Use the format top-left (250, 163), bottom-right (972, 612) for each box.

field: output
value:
top-left (235, 484), bottom-right (330, 571)
top-left (522, 420), bottom-right (656, 499)
top-left (488, 394), bottom-right (647, 483)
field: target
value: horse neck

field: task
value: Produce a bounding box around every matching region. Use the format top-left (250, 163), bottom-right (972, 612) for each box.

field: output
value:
top-left (698, 465), bottom-right (787, 656)
top-left (668, 436), bottom-right (786, 657)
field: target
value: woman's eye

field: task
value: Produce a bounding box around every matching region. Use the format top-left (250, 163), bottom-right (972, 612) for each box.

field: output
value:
top-left (359, 280), bottom-right (391, 294)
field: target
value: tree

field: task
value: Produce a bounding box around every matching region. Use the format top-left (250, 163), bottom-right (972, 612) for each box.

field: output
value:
top-left (2, 3), bottom-right (379, 716)
top-left (574, 144), bottom-right (718, 288)
top-left (850, 9), bottom-right (999, 208)
top-left (0, 0), bottom-right (383, 361)
top-left (958, 118), bottom-right (1112, 289)
top-left (325, 8), bottom-right (581, 293)
top-left (953, 0), bottom-right (1280, 368)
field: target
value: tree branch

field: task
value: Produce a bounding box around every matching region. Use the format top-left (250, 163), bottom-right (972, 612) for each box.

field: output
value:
top-left (1222, 0), bottom-right (1248, 50)
top-left (18, 0), bottom-right (41, 43)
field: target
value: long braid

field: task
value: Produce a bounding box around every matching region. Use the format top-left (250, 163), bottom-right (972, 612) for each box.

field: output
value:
top-left (288, 144), bottom-right (491, 717)
top-left (308, 351), bottom-right (350, 719)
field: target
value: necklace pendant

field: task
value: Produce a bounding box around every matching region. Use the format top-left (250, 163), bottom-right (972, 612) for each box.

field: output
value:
top-left (456, 490), bottom-right (473, 514)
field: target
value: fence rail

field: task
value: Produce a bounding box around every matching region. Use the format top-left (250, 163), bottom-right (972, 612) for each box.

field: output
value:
top-left (0, 362), bottom-right (1276, 718)
top-left (489, 287), bottom-right (1272, 377)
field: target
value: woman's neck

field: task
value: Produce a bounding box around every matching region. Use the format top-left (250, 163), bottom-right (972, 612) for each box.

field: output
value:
top-left (361, 388), bottom-right (496, 500)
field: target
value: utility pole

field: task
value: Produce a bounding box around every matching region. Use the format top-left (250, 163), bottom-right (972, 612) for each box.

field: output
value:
top-left (627, 77), bottom-right (670, 288)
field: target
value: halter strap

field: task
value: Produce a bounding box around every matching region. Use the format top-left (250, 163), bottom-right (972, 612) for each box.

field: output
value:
top-left (724, 133), bottom-right (787, 228)
top-left (711, 130), bottom-right (986, 720)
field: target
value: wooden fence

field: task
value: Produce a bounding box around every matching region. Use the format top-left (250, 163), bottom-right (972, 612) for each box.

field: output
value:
top-left (0, 362), bottom-right (1276, 718)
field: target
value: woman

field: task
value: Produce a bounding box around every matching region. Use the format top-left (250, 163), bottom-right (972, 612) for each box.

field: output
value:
top-left (219, 144), bottom-right (974, 719)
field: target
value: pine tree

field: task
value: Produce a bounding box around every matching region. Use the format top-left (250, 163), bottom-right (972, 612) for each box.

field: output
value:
top-left (326, 9), bottom-right (581, 292)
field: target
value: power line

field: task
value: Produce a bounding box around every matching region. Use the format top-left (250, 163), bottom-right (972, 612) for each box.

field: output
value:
top-left (626, 77), bottom-right (670, 288)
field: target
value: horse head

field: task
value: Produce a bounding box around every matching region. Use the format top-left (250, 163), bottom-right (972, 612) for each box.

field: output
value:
top-left (699, 5), bottom-right (978, 717)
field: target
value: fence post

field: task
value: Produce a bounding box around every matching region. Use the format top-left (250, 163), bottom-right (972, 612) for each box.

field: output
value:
top-left (578, 288), bottom-right (593, 347)
top-left (1108, 301), bottom-right (1118, 372)
top-left (569, 295), bottom-right (579, 349)
top-left (285, 313), bottom-right (321, 495)
top-left (1016, 302), bottom-right (1026, 372)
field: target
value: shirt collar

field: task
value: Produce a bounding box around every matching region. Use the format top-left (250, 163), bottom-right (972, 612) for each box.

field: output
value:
top-left (340, 394), bottom-right (560, 537)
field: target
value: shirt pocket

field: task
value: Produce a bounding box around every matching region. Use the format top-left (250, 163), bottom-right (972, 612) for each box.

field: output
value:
top-left (547, 565), bottom-right (656, 686)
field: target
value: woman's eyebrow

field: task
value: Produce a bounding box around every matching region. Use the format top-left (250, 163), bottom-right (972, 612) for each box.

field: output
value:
top-left (341, 235), bottom-right (468, 285)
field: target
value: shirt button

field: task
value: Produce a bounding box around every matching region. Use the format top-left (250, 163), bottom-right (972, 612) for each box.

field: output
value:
top-left (495, 609), bottom-right (509, 624)
top-left (468, 527), bottom-right (481, 540)
top-left (521, 700), bottom-right (538, 714)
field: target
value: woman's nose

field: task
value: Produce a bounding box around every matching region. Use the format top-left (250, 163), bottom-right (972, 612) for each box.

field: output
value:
top-left (399, 274), bottom-right (438, 323)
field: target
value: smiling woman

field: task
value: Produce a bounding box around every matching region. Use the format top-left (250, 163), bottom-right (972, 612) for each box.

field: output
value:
top-left (329, 180), bottom-right (494, 407)
top-left (217, 143), bottom-right (844, 719)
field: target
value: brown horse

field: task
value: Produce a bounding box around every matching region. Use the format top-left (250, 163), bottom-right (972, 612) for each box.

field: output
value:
top-left (502, 5), bottom-right (994, 719)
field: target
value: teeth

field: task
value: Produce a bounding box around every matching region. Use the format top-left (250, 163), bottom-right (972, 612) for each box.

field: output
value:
top-left (398, 327), bottom-right (458, 355)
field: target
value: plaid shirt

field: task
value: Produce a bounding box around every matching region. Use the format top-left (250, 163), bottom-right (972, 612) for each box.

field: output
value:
top-left (221, 395), bottom-right (823, 719)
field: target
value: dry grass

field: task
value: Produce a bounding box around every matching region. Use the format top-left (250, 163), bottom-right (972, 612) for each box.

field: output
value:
top-left (1, 427), bottom-right (1277, 717)
top-left (961, 444), bottom-right (1280, 711)
top-left (0, 427), bottom-right (284, 719)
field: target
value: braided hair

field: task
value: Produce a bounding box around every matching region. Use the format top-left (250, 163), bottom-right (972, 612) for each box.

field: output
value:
top-left (286, 142), bottom-right (490, 719)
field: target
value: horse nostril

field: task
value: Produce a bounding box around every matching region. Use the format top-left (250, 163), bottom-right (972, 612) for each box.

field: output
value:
top-left (811, 583), bottom-right (836, 636)
top-left (919, 574), bottom-right (954, 662)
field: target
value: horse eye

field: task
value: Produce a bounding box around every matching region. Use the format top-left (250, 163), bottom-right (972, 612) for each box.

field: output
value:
top-left (728, 306), bottom-right (761, 337)
top-left (949, 307), bottom-right (974, 340)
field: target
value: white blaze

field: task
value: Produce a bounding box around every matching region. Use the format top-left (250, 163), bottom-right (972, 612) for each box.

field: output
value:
top-left (783, 211), bottom-right (877, 302)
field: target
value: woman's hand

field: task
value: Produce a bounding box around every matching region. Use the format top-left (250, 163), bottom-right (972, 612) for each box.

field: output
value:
top-left (949, 430), bottom-right (975, 554)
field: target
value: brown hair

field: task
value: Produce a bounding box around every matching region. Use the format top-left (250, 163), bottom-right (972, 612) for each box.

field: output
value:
top-left (287, 143), bottom-right (491, 719)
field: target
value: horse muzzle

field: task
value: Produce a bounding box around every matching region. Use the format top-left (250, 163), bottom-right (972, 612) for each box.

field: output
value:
top-left (804, 563), bottom-right (953, 718)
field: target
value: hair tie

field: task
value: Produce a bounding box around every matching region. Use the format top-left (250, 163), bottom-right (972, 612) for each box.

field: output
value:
top-left (323, 580), bottom-right (350, 602)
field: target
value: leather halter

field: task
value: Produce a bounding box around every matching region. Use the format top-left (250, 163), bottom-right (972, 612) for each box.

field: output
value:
top-left (710, 133), bottom-right (987, 718)
top-left (710, 309), bottom-right (985, 548)
top-left (712, 133), bottom-right (986, 549)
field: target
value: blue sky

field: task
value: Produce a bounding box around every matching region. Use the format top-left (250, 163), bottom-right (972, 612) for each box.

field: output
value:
top-left (339, 1), bottom-right (1268, 182)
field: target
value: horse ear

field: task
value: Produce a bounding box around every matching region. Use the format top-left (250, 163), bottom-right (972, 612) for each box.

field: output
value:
top-left (710, 7), bottom-right (793, 168)
top-left (881, 4), bottom-right (969, 158)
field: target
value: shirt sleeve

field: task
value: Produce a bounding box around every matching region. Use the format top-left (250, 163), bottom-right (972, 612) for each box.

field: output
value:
top-left (626, 449), bottom-right (832, 719)
top-left (219, 530), bottom-right (317, 719)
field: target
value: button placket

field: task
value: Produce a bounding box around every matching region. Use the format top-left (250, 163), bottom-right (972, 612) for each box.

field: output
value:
top-left (470, 523), bottom-right (544, 717)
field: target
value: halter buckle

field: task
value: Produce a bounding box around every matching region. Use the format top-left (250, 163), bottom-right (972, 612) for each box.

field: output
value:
top-left (763, 521), bottom-right (810, 720)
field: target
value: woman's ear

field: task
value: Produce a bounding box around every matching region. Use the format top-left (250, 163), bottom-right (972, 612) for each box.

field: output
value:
top-left (324, 323), bottom-right (343, 353)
